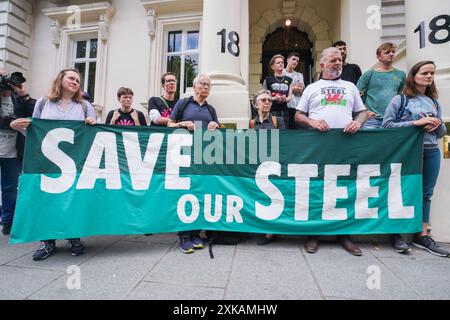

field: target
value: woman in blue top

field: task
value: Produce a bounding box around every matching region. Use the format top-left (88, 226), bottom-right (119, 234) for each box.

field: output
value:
top-left (382, 61), bottom-right (448, 257)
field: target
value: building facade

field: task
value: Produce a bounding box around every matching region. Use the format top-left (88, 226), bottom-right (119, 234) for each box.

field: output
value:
top-left (1, 0), bottom-right (449, 240)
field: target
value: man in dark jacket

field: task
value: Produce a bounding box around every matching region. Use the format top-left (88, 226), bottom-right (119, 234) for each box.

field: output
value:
top-left (0, 68), bottom-right (35, 235)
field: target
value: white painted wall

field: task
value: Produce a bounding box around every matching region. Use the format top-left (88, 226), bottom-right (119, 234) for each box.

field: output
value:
top-left (102, 0), bottom-right (149, 118)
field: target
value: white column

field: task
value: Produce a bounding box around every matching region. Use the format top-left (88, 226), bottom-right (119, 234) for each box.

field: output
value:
top-left (200, 0), bottom-right (250, 129)
top-left (405, 0), bottom-right (450, 242)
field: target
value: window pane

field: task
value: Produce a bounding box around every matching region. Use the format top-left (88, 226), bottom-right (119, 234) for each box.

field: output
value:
top-left (88, 62), bottom-right (96, 102)
top-left (168, 31), bottom-right (182, 53)
top-left (90, 39), bottom-right (98, 59)
top-left (76, 41), bottom-right (87, 59)
top-left (74, 63), bottom-right (86, 79)
top-left (167, 55), bottom-right (181, 99)
top-left (185, 54), bottom-right (199, 90)
top-left (187, 31), bottom-right (199, 50)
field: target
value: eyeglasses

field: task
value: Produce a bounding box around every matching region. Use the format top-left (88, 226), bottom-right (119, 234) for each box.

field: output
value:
top-left (198, 81), bottom-right (211, 88)
top-left (165, 79), bottom-right (177, 84)
top-left (259, 98), bottom-right (272, 103)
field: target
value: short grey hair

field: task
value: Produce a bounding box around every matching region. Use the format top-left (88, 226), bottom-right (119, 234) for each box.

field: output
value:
top-left (193, 74), bottom-right (211, 86)
top-left (320, 47), bottom-right (341, 64)
top-left (254, 89), bottom-right (272, 104)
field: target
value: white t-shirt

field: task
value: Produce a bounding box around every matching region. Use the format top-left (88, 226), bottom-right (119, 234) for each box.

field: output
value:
top-left (283, 69), bottom-right (304, 109)
top-left (297, 79), bottom-right (366, 128)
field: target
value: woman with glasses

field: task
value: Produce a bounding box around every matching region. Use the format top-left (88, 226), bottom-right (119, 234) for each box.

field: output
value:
top-left (250, 89), bottom-right (285, 245)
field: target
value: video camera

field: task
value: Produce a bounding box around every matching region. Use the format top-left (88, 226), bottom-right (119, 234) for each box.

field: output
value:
top-left (0, 72), bottom-right (26, 92)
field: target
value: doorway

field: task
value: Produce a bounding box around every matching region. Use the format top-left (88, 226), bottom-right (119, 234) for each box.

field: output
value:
top-left (262, 27), bottom-right (313, 85)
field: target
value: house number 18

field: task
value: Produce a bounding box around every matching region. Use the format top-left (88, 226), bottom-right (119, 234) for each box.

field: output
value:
top-left (217, 29), bottom-right (240, 57)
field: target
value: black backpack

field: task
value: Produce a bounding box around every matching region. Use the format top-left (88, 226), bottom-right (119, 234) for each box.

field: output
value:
top-left (204, 231), bottom-right (247, 259)
top-left (175, 97), bottom-right (219, 123)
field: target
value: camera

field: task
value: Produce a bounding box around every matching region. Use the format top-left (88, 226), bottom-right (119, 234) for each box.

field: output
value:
top-left (0, 72), bottom-right (26, 92)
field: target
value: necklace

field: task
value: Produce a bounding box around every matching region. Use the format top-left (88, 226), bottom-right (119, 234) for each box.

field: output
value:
top-left (274, 75), bottom-right (285, 82)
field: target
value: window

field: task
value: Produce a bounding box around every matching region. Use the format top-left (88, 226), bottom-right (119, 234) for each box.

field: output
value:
top-left (73, 38), bottom-right (98, 101)
top-left (166, 30), bottom-right (199, 99)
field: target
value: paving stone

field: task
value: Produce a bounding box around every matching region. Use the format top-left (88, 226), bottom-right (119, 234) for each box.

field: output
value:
top-left (0, 236), bottom-right (37, 265)
top-left (226, 248), bottom-right (322, 300)
top-left (380, 257), bottom-right (450, 299)
top-left (128, 281), bottom-right (224, 300)
top-left (124, 232), bottom-right (178, 245)
top-left (238, 235), bottom-right (304, 253)
top-left (7, 236), bottom-right (124, 272)
top-left (145, 245), bottom-right (234, 288)
top-left (304, 242), bottom-right (420, 300)
top-left (0, 266), bottom-right (63, 300)
top-left (28, 240), bottom-right (171, 300)
top-left (368, 242), bottom-right (450, 261)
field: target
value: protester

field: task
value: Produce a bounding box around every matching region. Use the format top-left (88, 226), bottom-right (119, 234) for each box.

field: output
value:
top-left (283, 52), bottom-right (304, 129)
top-left (382, 61), bottom-right (448, 257)
top-left (148, 72), bottom-right (178, 126)
top-left (0, 68), bottom-right (35, 236)
top-left (357, 42), bottom-right (406, 129)
top-left (168, 74), bottom-right (219, 253)
top-left (10, 68), bottom-right (97, 261)
top-left (105, 87), bottom-right (146, 126)
top-left (295, 47), bottom-right (369, 256)
top-left (263, 54), bottom-right (293, 128)
top-left (333, 40), bottom-right (362, 85)
top-left (249, 89), bottom-right (285, 245)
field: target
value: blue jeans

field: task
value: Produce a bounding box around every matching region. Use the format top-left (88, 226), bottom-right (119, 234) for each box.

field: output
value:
top-left (0, 158), bottom-right (19, 225)
top-left (178, 230), bottom-right (201, 238)
top-left (423, 148), bottom-right (441, 223)
top-left (363, 118), bottom-right (383, 129)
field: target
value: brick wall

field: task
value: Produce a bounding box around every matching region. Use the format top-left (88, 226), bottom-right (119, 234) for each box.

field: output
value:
top-left (0, 0), bottom-right (33, 73)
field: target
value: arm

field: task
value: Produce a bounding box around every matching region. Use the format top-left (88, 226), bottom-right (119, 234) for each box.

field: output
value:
top-left (138, 111), bottom-right (148, 126)
top-left (382, 96), bottom-right (415, 128)
top-left (167, 118), bottom-right (195, 131)
top-left (344, 110), bottom-right (369, 134)
top-left (356, 71), bottom-right (370, 98)
top-left (85, 101), bottom-right (97, 125)
top-left (295, 111), bottom-right (329, 132)
top-left (148, 97), bottom-right (171, 125)
top-left (285, 83), bottom-right (293, 103)
top-left (130, 110), bottom-right (141, 126)
top-left (105, 110), bottom-right (114, 124)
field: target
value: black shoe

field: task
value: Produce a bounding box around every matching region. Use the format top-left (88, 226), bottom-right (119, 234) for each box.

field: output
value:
top-left (1, 223), bottom-right (11, 235)
top-left (340, 235), bottom-right (362, 256)
top-left (391, 234), bottom-right (411, 254)
top-left (304, 236), bottom-right (319, 253)
top-left (32, 240), bottom-right (56, 261)
top-left (412, 235), bottom-right (449, 257)
top-left (257, 234), bottom-right (276, 245)
top-left (68, 239), bottom-right (86, 256)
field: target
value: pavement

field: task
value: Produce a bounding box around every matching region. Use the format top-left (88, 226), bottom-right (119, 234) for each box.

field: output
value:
top-left (1, 232), bottom-right (450, 300)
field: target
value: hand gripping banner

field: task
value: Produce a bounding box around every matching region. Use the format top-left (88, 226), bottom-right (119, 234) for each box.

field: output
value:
top-left (10, 119), bottom-right (423, 243)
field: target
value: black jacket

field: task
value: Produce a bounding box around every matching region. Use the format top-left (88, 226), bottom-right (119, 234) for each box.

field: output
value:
top-left (1, 92), bottom-right (36, 161)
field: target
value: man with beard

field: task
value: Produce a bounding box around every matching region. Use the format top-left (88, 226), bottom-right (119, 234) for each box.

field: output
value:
top-left (333, 40), bottom-right (362, 85)
top-left (295, 47), bottom-right (369, 256)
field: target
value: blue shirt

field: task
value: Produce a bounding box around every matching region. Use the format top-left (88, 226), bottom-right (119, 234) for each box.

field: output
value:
top-left (33, 98), bottom-right (97, 121)
top-left (170, 97), bottom-right (216, 129)
top-left (382, 95), bottom-right (447, 148)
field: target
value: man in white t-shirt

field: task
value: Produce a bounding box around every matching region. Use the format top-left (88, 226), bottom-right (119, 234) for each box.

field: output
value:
top-left (283, 52), bottom-right (304, 129)
top-left (295, 47), bottom-right (369, 256)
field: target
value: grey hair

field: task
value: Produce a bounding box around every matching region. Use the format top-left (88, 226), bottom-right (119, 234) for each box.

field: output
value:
top-left (193, 74), bottom-right (211, 86)
top-left (254, 89), bottom-right (272, 103)
top-left (320, 47), bottom-right (341, 64)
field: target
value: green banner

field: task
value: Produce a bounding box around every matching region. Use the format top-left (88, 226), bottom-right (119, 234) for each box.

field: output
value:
top-left (10, 119), bottom-right (424, 244)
